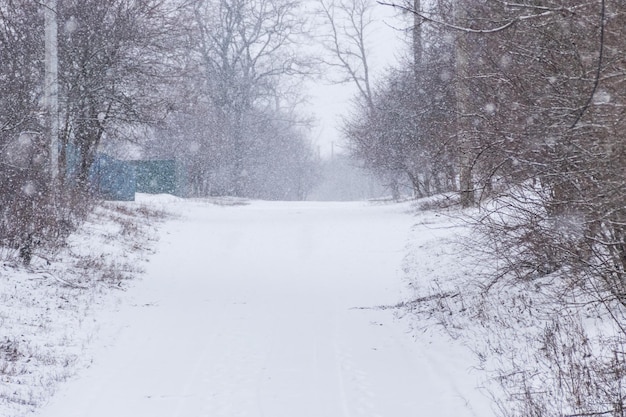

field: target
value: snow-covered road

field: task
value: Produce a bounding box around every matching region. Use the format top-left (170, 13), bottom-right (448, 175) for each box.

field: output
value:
top-left (35, 199), bottom-right (492, 417)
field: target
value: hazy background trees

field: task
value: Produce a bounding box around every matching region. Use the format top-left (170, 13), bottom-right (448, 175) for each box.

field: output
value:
top-left (308, 154), bottom-right (387, 201)
top-left (319, 0), bottom-right (458, 199)
top-left (158, 0), bottom-right (320, 199)
top-left (316, 0), bottom-right (407, 197)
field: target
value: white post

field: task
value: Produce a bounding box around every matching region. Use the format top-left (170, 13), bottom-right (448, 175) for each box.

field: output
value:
top-left (44, 0), bottom-right (59, 186)
top-left (454, 0), bottom-right (474, 207)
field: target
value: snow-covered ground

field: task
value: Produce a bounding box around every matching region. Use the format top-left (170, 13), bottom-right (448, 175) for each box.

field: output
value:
top-left (0, 199), bottom-right (167, 417)
top-left (2, 196), bottom-right (495, 417)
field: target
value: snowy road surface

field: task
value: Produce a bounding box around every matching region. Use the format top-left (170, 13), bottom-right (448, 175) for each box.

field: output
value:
top-left (35, 199), bottom-right (492, 417)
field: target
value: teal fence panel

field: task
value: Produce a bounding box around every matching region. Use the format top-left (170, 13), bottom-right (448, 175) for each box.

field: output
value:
top-left (132, 160), bottom-right (184, 195)
top-left (90, 154), bottom-right (136, 201)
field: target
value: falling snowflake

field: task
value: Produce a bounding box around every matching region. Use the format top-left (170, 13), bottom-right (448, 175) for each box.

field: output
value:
top-left (593, 90), bottom-right (611, 105)
top-left (22, 181), bottom-right (36, 197)
top-left (484, 103), bottom-right (496, 115)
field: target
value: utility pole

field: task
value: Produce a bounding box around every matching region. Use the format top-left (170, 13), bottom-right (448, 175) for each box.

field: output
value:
top-left (454, 0), bottom-right (474, 207)
top-left (44, 0), bottom-right (59, 188)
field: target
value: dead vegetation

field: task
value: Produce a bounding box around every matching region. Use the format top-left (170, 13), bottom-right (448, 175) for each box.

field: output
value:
top-left (0, 199), bottom-right (171, 416)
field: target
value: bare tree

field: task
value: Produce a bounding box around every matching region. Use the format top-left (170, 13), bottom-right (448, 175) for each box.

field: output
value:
top-left (0, 0), bottom-right (186, 263)
top-left (317, 0), bottom-right (377, 110)
top-left (187, 0), bottom-right (312, 197)
top-left (316, 0), bottom-right (411, 198)
top-left (381, 0), bottom-right (626, 414)
top-left (150, 104), bottom-right (321, 200)
top-left (324, 0), bottom-right (459, 198)
top-left (57, 0), bottom-right (185, 190)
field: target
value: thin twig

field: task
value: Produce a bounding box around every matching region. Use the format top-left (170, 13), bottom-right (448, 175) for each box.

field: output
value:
top-left (570, 0), bottom-right (606, 129)
top-left (37, 270), bottom-right (89, 289)
top-left (352, 292), bottom-right (460, 310)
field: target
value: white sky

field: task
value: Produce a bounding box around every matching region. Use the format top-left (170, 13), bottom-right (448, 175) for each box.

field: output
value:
top-left (305, 3), bottom-right (408, 158)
